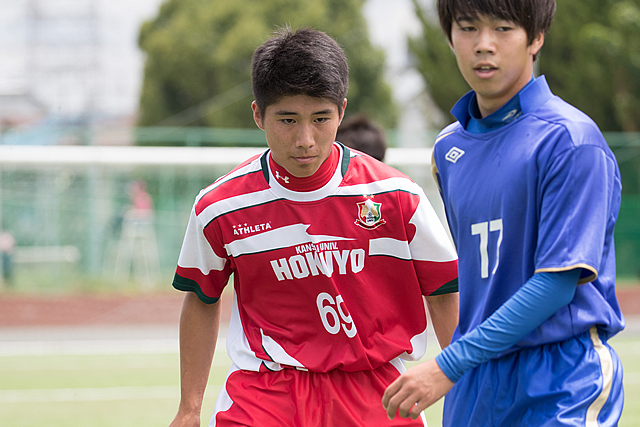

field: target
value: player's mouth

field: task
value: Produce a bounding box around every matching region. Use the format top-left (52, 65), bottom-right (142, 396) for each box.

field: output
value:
top-left (474, 64), bottom-right (498, 78)
top-left (293, 155), bottom-right (316, 164)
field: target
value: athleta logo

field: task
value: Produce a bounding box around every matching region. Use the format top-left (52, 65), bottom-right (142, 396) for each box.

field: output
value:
top-left (233, 222), bottom-right (272, 236)
top-left (275, 170), bottom-right (290, 183)
top-left (445, 147), bottom-right (465, 163)
top-left (355, 196), bottom-right (386, 230)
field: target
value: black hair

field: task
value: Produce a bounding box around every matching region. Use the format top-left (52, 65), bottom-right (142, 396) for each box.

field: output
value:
top-left (251, 26), bottom-right (349, 117)
top-left (438, 0), bottom-right (556, 59)
top-left (336, 115), bottom-right (387, 162)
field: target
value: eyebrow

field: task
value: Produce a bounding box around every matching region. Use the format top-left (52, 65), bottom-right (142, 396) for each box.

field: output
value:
top-left (273, 109), bottom-right (334, 116)
top-left (455, 14), bottom-right (478, 22)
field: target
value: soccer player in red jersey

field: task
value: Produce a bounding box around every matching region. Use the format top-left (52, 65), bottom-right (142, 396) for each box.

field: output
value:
top-left (169, 27), bottom-right (459, 427)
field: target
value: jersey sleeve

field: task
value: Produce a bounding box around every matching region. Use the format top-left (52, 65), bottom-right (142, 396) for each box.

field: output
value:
top-left (408, 188), bottom-right (459, 295)
top-left (535, 142), bottom-right (619, 284)
top-left (172, 204), bottom-right (232, 303)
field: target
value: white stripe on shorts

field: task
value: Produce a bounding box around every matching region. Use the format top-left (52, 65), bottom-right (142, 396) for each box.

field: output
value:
top-left (586, 326), bottom-right (614, 426)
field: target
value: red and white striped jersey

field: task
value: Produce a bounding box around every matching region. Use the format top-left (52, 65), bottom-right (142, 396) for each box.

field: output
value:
top-left (173, 143), bottom-right (458, 373)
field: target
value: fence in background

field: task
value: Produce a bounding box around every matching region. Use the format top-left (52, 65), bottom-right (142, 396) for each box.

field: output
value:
top-left (0, 144), bottom-right (440, 291)
top-left (0, 130), bottom-right (638, 291)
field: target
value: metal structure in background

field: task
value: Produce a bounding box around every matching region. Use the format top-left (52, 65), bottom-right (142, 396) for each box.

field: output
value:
top-left (0, 131), bottom-right (638, 291)
top-left (0, 143), bottom-right (437, 291)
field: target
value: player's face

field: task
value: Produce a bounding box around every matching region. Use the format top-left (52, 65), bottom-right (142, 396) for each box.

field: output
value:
top-left (253, 95), bottom-right (346, 178)
top-left (450, 14), bottom-right (544, 117)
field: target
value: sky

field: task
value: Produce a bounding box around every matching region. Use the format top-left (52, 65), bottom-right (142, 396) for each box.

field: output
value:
top-left (364, 0), bottom-right (446, 134)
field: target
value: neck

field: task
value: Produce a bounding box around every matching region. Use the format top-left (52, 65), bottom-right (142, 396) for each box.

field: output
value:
top-left (477, 70), bottom-right (535, 117)
top-left (269, 144), bottom-right (340, 192)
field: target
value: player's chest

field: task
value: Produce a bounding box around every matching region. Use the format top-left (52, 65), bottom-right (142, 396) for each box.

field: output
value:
top-left (214, 195), bottom-right (406, 255)
top-left (440, 139), bottom-right (539, 210)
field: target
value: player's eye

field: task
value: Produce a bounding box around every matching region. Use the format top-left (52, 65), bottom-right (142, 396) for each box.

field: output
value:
top-left (454, 19), bottom-right (476, 32)
top-left (495, 20), bottom-right (516, 32)
top-left (280, 118), bottom-right (296, 124)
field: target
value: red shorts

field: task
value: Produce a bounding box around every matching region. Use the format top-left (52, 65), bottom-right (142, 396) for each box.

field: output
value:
top-left (211, 360), bottom-right (426, 426)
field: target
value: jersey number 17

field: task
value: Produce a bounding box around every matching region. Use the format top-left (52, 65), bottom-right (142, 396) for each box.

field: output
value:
top-left (471, 219), bottom-right (503, 279)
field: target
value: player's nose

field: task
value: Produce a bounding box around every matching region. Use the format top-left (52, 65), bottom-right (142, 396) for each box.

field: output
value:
top-left (474, 28), bottom-right (496, 54)
top-left (295, 124), bottom-right (315, 149)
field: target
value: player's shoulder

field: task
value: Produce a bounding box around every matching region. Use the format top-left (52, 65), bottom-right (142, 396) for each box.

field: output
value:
top-left (194, 152), bottom-right (267, 212)
top-left (341, 147), bottom-right (427, 197)
top-left (431, 122), bottom-right (465, 172)
top-left (433, 121), bottom-right (464, 150)
top-left (343, 146), bottom-right (411, 182)
top-left (534, 96), bottom-right (608, 151)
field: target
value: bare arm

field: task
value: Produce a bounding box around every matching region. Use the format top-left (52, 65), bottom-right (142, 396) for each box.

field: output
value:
top-left (169, 292), bottom-right (221, 427)
top-left (425, 292), bottom-right (459, 349)
top-left (381, 292), bottom-right (458, 420)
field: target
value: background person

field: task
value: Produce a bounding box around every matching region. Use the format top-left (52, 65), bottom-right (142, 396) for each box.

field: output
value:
top-left (0, 230), bottom-right (15, 287)
top-left (336, 114), bottom-right (388, 162)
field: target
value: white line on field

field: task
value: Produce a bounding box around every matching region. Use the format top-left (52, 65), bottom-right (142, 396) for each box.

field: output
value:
top-left (625, 373), bottom-right (640, 385)
top-left (0, 385), bottom-right (221, 403)
top-left (0, 336), bottom-right (228, 357)
top-left (0, 339), bottom-right (179, 356)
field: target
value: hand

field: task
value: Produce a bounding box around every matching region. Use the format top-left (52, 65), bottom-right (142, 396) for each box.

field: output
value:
top-left (169, 408), bottom-right (201, 427)
top-left (381, 359), bottom-right (454, 420)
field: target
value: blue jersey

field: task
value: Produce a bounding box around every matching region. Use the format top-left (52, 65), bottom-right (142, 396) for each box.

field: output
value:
top-left (432, 76), bottom-right (625, 352)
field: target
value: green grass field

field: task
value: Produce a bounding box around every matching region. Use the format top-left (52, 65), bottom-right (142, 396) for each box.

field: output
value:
top-left (0, 333), bottom-right (638, 427)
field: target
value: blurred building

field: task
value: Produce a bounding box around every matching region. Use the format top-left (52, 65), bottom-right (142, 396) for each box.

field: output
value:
top-left (364, 0), bottom-right (444, 145)
top-left (0, 0), bottom-right (437, 146)
top-left (0, 0), bottom-right (163, 141)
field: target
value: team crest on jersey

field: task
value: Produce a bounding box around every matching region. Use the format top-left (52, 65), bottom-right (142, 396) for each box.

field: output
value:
top-left (355, 197), bottom-right (386, 230)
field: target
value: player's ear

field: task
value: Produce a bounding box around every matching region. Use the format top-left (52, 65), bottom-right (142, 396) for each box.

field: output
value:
top-left (529, 32), bottom-right (545, 58)
top-left (252, 101), bottom-right (264, 130)
top-left (448, 36), bottom-right (458, 55)
top-left (339, 98), bottom-right (347, 124)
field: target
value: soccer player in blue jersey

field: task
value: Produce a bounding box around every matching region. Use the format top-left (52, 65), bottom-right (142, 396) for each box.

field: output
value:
top-left (382, 0), bottom-right (626, 425)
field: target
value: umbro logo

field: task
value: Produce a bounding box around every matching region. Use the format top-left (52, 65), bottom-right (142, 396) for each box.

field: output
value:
top-left (445, 147), bottom-right (465, 163)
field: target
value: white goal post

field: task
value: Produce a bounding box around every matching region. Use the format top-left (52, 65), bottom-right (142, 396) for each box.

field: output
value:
top-left (0, 145), bottom-right (446, 286)
top-left (0, 145), bottom-right (432, 167)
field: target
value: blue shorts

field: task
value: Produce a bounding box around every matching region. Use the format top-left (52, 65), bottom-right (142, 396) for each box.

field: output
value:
top-left (443, 327), bottom-right (624, 426)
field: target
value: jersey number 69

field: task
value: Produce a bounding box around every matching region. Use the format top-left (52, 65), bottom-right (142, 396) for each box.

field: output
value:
top-left (316, 292), bottom-right (357, 338)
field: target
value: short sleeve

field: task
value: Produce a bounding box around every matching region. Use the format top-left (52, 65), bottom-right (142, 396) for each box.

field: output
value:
top-left (535, 143), bottom-right (617, 284)
top-left (408, 189), bottom-right (459, 295)
top-left (172, 206), bottom-right (232, 303)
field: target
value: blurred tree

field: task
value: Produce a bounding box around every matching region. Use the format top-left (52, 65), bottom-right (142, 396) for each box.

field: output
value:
top-left (137, 0), bottom-right (398, 132)
top-left (409, 0), bottom-right (640, 132)
top-left (544, 0), bottom-right (640, 132)
top-left (408, 0), bottom-right (468, 127)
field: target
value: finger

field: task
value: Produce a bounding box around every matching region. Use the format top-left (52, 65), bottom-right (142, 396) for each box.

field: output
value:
top-left (381, 377), bottom-right (401, 409)
top-left (409, 393), bottom-right (438, 419)
top-left (409, 402), bottom-right (425, 420)
top-left (383, 387), bottom-right (412, 419)
top-left (409, 403), bottom-right (422, 420)
top-left (397, 393), bottom-right (422, 419)
top-left (384, 395), bottom-right (399, 419)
